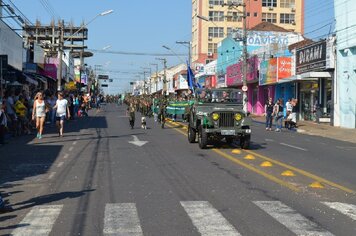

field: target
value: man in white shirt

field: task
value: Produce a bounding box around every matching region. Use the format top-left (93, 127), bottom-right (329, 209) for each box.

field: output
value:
top-left (53, 92), bottom-right (70, 137)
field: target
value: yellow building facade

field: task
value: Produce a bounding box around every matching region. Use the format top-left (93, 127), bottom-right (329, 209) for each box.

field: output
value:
top-left (191, 0), bottom-right (304, 65)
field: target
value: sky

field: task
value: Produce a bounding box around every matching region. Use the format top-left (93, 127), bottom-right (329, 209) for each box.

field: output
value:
top-left (6, 0), bottom-right (335, 94)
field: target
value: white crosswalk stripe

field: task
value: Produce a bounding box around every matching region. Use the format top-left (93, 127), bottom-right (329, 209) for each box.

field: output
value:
top-left (322, 202), bottom-right (356, 221)
top-left (103, 203), bottom-right (143, 236)
top-left (11, 205), bottom-right (63, 236)
top-left (254, 201), bottom-right (334, 236)
top-left (9, 201), bottom-right (355, 235)
top-left (180, 201), bottom-right (241, 236)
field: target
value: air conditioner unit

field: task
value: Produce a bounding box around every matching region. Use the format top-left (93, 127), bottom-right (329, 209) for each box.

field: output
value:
top-left (269, 7), bottom-right (274, 10)
top-left (291, 21), bottom-right (296, 25)
top-left (207, 52), bottom-right (213, 57)
top-left (208, 36), bottom-right (213, 41)
top-left (209, 4), bottom-right (214, 8)
top-left (291, 7), bottom-right (295, 12)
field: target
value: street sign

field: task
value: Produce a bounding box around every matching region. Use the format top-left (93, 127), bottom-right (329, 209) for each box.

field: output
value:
top-left (242, 85), bottom-right (248, 92)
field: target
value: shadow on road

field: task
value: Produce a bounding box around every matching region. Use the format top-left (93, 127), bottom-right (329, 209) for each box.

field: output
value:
top-left (12, 189), bottom-right (95, 211)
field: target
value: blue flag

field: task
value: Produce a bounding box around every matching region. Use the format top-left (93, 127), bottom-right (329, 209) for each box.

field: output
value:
top-left (187, 62), bottom-right (202, 91)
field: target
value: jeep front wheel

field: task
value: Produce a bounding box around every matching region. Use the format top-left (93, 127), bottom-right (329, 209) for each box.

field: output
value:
top-left (198, 126), bottom-right (208, 149)
top-left (188, 125), bottom-right (196, 143)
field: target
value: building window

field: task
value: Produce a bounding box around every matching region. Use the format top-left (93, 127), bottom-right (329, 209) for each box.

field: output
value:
top-left (280, 13), bottom-right (295, 24)
top-left (227, 27), bottom-right (233, 36)
top-left (262, 0), bottom-right (277, 7)
top-left (208, 27), bottom-right (224, 38)
top-left (209, 0), bottom-right (224, 5)
top-left (206, 59), bottom-right (214, 64)
top-left (280, 0), bottom-right (295, 8)
top-left (246, 12), bottom-right (250, 17)
top-left (262, 13), bottom-right (277, 23)
top-left (208, 43), bottom-right (218, 54)
top-left (226, 11), bottom-right (242, 22)
top-left (254, 12), bottom-right (258, 17)
top-left (209, 11), bottom-right (224, 21)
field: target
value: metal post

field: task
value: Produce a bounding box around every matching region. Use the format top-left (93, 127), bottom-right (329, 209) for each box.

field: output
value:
top-left (163, 59), bottom-right (167, 95)
top-left (242, 2), bottom-right (248, 112)
top-left (57, 20), bottom-right (64, 91)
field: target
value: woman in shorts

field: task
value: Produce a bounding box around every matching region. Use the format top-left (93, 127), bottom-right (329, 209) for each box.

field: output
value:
top-left (32, 92), bottom-right (47, 139)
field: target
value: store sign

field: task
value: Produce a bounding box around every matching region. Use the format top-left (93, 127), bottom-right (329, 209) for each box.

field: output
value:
top-left (277, 57), bottom-right (292, 80)
top-left (226, 56), bottom-right (258, 86)
top-left (178, 74), bottom-right (188, 89)
top-left (42, 63), bottom-right (57, 80)
top-left (296, 40), bottom-right (327, 74)
top-left (0, 20), bottom-right (23, 70)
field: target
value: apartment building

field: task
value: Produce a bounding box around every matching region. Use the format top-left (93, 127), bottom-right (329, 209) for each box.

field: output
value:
top-left (191, 0), bottom-right (304, 65)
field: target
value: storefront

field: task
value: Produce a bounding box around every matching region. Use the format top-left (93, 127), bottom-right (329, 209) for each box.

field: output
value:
top-left (295, 39), bottom-right (335, 123)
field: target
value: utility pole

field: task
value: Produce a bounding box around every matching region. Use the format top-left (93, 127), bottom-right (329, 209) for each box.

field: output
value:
top-left (222, 0), bottom-right (248, 112)
top-left (156, 58), bottom-right (167, 96)
top-left (57, 20), bottom-right (64, 91)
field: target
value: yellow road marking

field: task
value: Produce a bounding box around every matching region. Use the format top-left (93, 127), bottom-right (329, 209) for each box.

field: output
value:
top-left (244, 154), bottom-right (255, 160)
top-left (281, 170), bottom-right (296, 177)
top-left (244, 150), bottom-right (355, 194)
top-left (212, 149), bottom-right (300, 192)
top-left (309, 182), bottom-right (325, 189)
top-left (260, 161), bottom-right (273, 167)
top-left (232, 149), bottom-right (242, 154)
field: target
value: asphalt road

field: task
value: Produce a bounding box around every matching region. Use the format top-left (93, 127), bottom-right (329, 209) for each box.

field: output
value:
top-left (0, 104), bottom-right (355, 236)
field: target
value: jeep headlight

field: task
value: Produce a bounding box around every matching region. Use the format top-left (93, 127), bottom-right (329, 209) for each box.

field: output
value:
top-left (234, 113), bottom-right (242, 121)
top-left (212, 113), bottom-right (220, 121)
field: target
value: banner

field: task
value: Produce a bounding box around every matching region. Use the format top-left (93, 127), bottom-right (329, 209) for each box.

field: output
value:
top-left (259, 58), bottom-right (277, 85)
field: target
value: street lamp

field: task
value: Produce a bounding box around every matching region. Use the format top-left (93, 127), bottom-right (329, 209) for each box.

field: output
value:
top-left (162, 45), bottom-right (185, 64)
top-left (57, 9), bottom-right (114, 91)
top-left (176, 41), bottom-right (191, 65)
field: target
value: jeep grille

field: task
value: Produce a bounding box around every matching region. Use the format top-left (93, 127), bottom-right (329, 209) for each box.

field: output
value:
top-left (218, 112), bottom-right (235, 127)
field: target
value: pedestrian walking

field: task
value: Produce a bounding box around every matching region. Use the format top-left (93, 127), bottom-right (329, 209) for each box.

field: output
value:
top-left (273, 98), bottom-right (284, 132)
top-left (32, 92), bottom-right (48, 139)
top-left (53, 92), bottom-right (70, 137)
top-left (5, 90), bottom-right (17, 137)
top-left (264, 97), bottom-right (274, 131)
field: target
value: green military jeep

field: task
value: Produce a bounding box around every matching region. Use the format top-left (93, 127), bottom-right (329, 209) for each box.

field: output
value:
top-left (187, 88), bottom-right (252, 149)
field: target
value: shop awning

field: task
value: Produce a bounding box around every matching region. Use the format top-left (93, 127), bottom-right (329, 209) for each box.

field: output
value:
top-left (23, 73), bottom-right (39, 86)
top-left (35, 74), bottom-right (48, 83)
top-left (277, 72), bottom-right (332, 84)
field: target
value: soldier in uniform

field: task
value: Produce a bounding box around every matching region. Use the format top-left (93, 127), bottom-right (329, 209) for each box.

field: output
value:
top-left (127, 103), bottom-right (136, 129)
top-left (158, 96), bottom-right (168, 128)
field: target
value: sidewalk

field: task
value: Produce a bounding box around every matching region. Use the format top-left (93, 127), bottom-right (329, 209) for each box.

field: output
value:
top-left (252, 115), bottom-right (356, 144)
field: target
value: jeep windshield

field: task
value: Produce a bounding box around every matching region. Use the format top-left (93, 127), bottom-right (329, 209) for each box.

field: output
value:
top-left (195, 88), bottom-right (243, 104)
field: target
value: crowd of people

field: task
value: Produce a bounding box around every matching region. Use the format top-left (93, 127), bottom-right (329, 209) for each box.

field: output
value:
top-left (264, 97), bottom-right (298, 132)
top-left (0, 88), bottom-right (106, 145)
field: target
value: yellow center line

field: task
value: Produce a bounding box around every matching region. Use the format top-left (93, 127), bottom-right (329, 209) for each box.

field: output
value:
top-left (166, 121), bottom-right (356, 194)
top-left (165, 123), bottom-right (300, 192)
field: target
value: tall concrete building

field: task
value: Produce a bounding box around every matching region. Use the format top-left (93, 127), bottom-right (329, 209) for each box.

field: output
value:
top-left (191, 0), bottom-right (304, 65)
